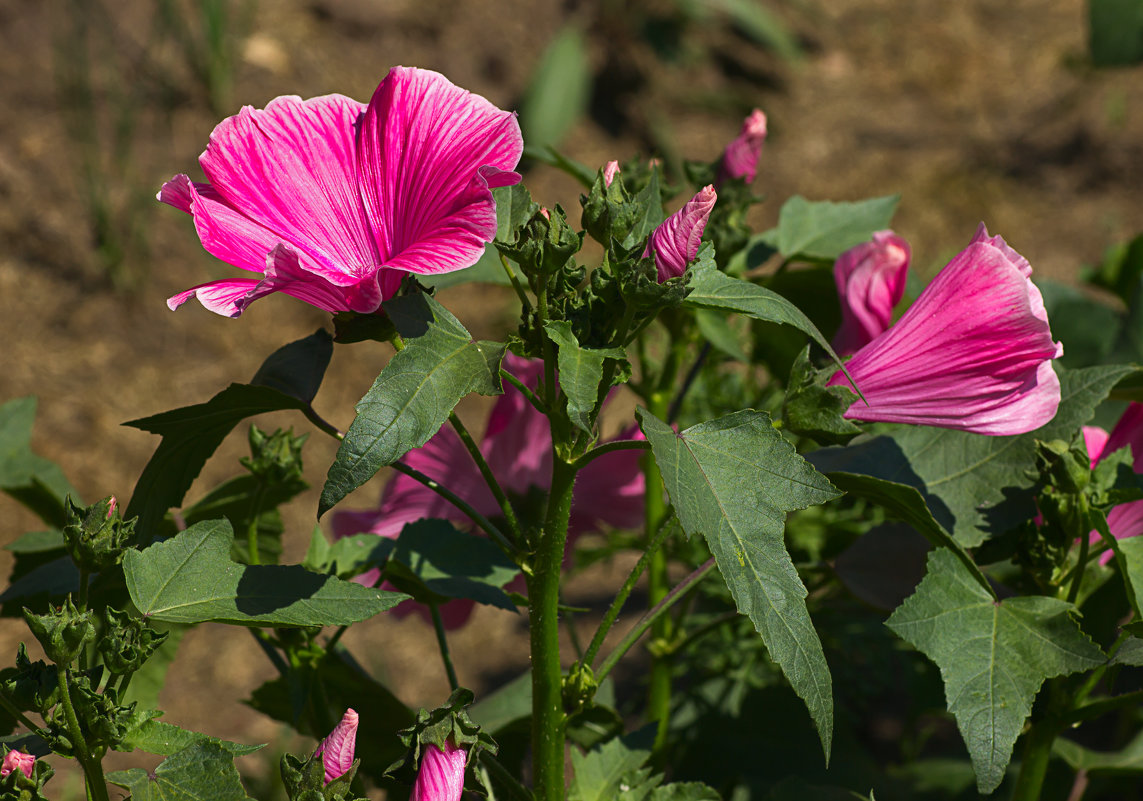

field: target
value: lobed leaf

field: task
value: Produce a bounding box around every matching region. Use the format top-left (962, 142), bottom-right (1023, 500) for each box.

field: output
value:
top-left (544, 321), bottom-right (625, 432)
top-left (120, 719), bottom-right (263, 757)
top-left (107, 740), bottom-right (251, 801)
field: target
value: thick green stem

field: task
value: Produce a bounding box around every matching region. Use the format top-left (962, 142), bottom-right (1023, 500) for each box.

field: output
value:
top-left (1012, 717), bottom-right (1060, 801)
top-left (58, 667), bottom-right (110, 801)
top-left (528, 457), bottom-right (576, 801)
top-left (644, 391), bottom-right (672, 750)
top-left (430, 603), bottom-right (459, 691)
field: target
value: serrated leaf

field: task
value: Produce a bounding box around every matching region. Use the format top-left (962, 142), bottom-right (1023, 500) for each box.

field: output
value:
top-left (520, 25), bottom-right (590, 150)
top-left (123, 519), bottom-right (406, 626)
top-left (1112, 636), bottom-right (1143, 666)
top-left (638, 408), bottom-right (840, 759)
top-left (810, 365), bottom-right (1136, 546)
top-left (107, 740), bottom-right (251, 801)
top-left (320, 293), bottom-right (505, 516)
top-left (390, 519), bottom-right (519, 610)
top-left (776, 195), bottom-right (899, 260)
top-left (0, 397), bottom-right (80, 527)
top-left (887, 549), bottom-right (1105, 793)
top-left (683, 249), bottom-right (848, 374)
top-left (544, 321), bottom-right (625, 432)
top-left (568, 737), bottom-right (654, 801)
top-left (120, 719), bottom-right (263, 757)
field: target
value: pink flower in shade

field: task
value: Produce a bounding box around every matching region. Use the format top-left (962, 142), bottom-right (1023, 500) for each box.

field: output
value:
top-left (0, 750), bottom-right (34, 780)
top-left (160, 66), bottom-right (523, 317)
top-left (315, 708), bottom-right (359, 784)
top-left (717, 108), bottom-right (767, 186)
top-left (603, 160), bottom-right (621, 187)
top-left (1084, 404), bottom-right (1143, 563)
top-left (411, 743), bottom-right (466, 801)
top-left (331, 354), bottom-right (645, 628)
top-left (831, 230), bottom-right (911, 356)
top-left (643, 185), bottom-right (717, 282)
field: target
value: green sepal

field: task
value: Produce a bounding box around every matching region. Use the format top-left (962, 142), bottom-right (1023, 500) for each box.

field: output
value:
top-left (0, 644), bottom-right (59, 715)
top-left (98, 607), bottom-right (168, 677)
top-left (496, 204), bottom-right (583, 281)
top-left (241, 425), bottom-right (307, 487)
top-left (781, 346), bottom-right (861, 444)
top-left (388, 688), bottom-right (497, 795)
top-left (62, 496), bottom-right (135, 573)
top-left (22, 598), bottom-right (94, 666)
top-left (280, 751), bottom-right (365, 801)
top-left (580, 163), bottom-right (640, 246)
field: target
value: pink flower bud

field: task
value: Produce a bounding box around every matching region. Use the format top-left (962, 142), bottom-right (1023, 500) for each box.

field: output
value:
top-left (539, 206), bottom-right (550, 220)
top-left (411, 742), bottom-right (466, 801)
top-left (718, 108), bottom-right (767, 186)
top-left (603, 160), bottom-right (620, 187)
top-left (1, 750), bottom-right (34, 780)
top-left (643, 185), bottom-right (717, 282)
top-left (315, 708), bottom-right (358, 784)
top-left (827, 224), bottom-right (1062, 435)
top-left (107, 496), bottom-right (118, 519)
top-left (831, 231), bottom-right (911, 356)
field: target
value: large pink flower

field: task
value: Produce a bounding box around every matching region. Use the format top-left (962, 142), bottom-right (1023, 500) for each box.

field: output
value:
top-left (644, 185), bottom-right (717, 282)
top-left (1084, 405), bottom-right (1143, 562)
top-left (160, 67), bottom-right (523, 317)
top-left (831, 230), bottom-right (911, 356)
top-left (332, 354), bottom-right (645, 627)
top-left (826, 224), bottom-right (1062, 435)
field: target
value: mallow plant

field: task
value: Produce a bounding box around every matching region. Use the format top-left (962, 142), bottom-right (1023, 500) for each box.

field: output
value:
top-left (4, 64), bottom-right (1143, 801)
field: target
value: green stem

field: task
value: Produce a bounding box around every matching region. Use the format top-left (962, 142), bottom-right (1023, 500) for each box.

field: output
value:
top-left (0, 692), bottom-right (45, 737)
top-left (480, 751), bottom-right (535, 801)
top-left (501, 370), bottom-right (547, 415)
top-left (571, 438), bottom-right (650, 472)
top-left (430, 603), bottom-right (459, 691)
top-left (596, 557), bottom-right (717, 683)
top-left (303, 405), bottom-right (344, 441)
top-left (1068, 496), bottom-right (1091, 605)
top-left (665, 610), bottom-right (740, 656)
top-left (644, 391), bottom-right (672, 750)
top-left (390, 461), bottom-right (517, 559)
top-left (58, 667), bottom-right (110, 801)
top-left (1063, 688), bottom-right (1143, 723)
top-left (450, 412), bottom-right (522, 543)
top-left (1074, 630), bottom-right (1130, 706)
top-left (500, 254), bottom-right (533, 313)
top-left (528, 458), bottom-right (576, 801)
top-left (582, 513), bottom-right (676, 669)
top-left (246, 483), bottom-right (266, 566)
top-left (1011, 716), bottom-right (1060, 801)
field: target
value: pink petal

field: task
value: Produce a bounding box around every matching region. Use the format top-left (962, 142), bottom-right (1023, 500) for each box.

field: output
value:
top-left (316, 708), bottom-right (359, 784)
top-left (571, 428), bottom-right (646, 534)
top-left (1099, 402), bottom-right (1143, 469)
top-left (235, 244), bottom-right (387, 316)
top-left (827, 231), bottom-right (1062, 435)
top-left (199, 94), bottom-right (379, 288)
top-left (831, 230), bottom-right (911, 356)
top-left (356, 66), bottom-right (523, 279)
top-left (718, 108), bottom-right (767, 186)
top-left (0, 750), bottom-right (34, 780)
top-left (411, 743), bottom-right (467, 801)
top-left (644, 185), bottom-right (718, 281)
top-left (482, 355), bottom-right (552, 494)
top-left (603, 160), bottom-right (620, 187)
top-left (167, 278), bottom-right (261, 317)
top-left (1083, 426), bottom-right (1110, 469)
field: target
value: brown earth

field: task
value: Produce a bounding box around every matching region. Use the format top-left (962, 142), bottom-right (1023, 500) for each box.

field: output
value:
top-left (1, 0), bottom-right (1141, 797)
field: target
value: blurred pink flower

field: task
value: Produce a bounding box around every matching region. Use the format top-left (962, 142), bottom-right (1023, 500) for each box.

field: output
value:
top-left (315, 708), bottom-right (358, 784)
top-left (411, 743), bottom-right (466, 801)
top-left (0, 750), bottom-right (34, 780)
top-left (827, 224), bottom-right (1062, 435)
top-left (831, 230), bottom-right (911, 356)
top-left (1085, 405), bottom-right (1143, 562)
top-left (717, 108), bottom-right (767, 186)
top-left (332, 354), bottom-right (645, 628)
top-left (644, 185), bottom-right (717, 282)
top-left (603, 160), bottom-right (620, 187)
top-left (160, 66), bottom-right (522, 317)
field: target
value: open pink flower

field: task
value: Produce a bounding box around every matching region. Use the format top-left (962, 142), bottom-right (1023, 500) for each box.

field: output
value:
top-left (411, 743), bottom-right (466, 801)
top-left (1084, 405), bottom-right (1143, 562)
top-left (315, 708), bottom-right (358, 784)
top-left (160, 66), bottom-right (523, 317)
top-left (0, 750), bottom-right (34, 780)
top-left (332, 354), bottom-right (645, 628)
top-left (826, 224), bottom-right (1062, 435)
top-left (644, 185), bottom-right (717, 281)
top-left (831, 230), bottom-right (911, 356)
top-left (717, 108), bottom-right (767, 186)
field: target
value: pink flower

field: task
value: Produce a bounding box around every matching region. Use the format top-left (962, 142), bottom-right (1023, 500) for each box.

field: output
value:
top-left (332, 355), bottom-right (644, 628)
top-left (0, 750), bottom-right (34, 780)
top-left (826, 224), bottom-right (1062, 435)
top-left (717, 108), bottom-right (767, 186)
top-left (411, 743), bottom-right (466, 801)
top-left (160, 66), bottom-right (523, 317)
top-left (603, 160), bottom-right (620, 187)
top-left (643, 185), bottom-right (717, 282)
top-left (1085, 405), bottom-right (1143, 562)
top-left (831, 230), bottom-right (911, 356)
top-left (315, 708), bottom-right (358, 784)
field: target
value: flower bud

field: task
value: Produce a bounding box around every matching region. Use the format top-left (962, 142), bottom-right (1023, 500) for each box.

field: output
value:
top-left (411, 742), bottom-right (466, 801)
top-left (316, 708), bottom-right (359, 785)
top-left (644, 185), bottom-right (717, 281)
top-left (23, 598), bottom-right (96, 666)
top-left (603, 160), bottom-right (620, 187)
top-left (831, 230), bottom-right (911, 356)
top-left (63, 496), bottom-right (135, 572)
top-left (717, 108), bottom-right (767, 186)
top-left (1, 749), bottom-right (34, 780)
top-left (98, 607), bottom-right (168, 676)
top-left (241, 426), bottom-right (307, 486)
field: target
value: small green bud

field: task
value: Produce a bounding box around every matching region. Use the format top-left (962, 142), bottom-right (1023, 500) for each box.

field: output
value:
top-left (581, 163), bottom-right (640, 245)
top-left (1037, 439), bottom-right (1091, 494)
top-left (782, 346), bottom-right (862, 444)
top-left (242, 425), bottom-right (307, 486)
top-left (0, 644), bottom-right (59, 713)
top-left (98, 608), bottom-right (168, 676)
top-left (561, 662), bottom-right (598, 714)
top-left (62, 495), bottom-right (135, 572)
top-left (23, 598), bottom-right (95, 666)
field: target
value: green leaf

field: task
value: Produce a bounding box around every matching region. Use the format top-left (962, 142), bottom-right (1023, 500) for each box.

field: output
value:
top-left (651, 783), bottom-right (722, 801)
top-left (568, 737), bottom-right (654, 801)
top-left (389, 518), bottom-right (520, 610)
top-left (776, 195), bottom-right (899, 261)
top-left (120, 719), bottom-right (263, 757)
top-left (811, 365), bottom-right (1137, 546)
top-left (468, 671), bottom-right (532, 734)
top-left (123, 519), bottom-right (407, 626)
top-left (320, 293), bottom-right (505, 516)
top-left (1090, 0), bottom-right (1143, 66)
top-left (887, 549), bottom-right (1105, 793)
top-left (683, 248), bottom-right (848, 374)
top-left (638, 408), bottom-right (840, 760)
top-left (0, 397), bottom-right (80, 527)
top-left (1111, 536), bottom-right (1143, 616)
top-left (4, 530), bottom-right (64, 553)
top-left (124, 385), bottom-right (310, 542)
top-left (1055, 729), bottom-right (1143, 772)
top-left (520, 25), bottom-right (591, 150)
top-left (107, 740), bottom-right (252, 801)
top-left (544, 321), bottom-right (625, 432)
top-left (622, 164), bottom-right (667, 250)
top-left (249, 329), bottom-right (333, 404)
top-left (1037, 280), bottom-right (1121, 368)
top-left (1112, 636), bottom-right (1143, 666)
top-left (693, 308), bottom-right (748, 362)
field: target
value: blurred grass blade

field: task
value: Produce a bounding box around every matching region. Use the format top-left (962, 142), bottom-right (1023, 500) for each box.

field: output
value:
top-left (711, 0), bottom-right (802, 62)
top-left (520, 25), bottom-right (592, 151)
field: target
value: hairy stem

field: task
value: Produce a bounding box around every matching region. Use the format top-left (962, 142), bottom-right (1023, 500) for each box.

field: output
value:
top-left (644, 390), bottom-right (672, 750)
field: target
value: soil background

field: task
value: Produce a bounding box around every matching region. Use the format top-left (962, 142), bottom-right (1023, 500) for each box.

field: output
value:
top-left (1, 0), bottom-right (1142, 797)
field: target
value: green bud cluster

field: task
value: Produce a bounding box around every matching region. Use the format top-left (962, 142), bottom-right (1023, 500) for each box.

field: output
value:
top-left (97, 608), bottom-right (167, 676)
top-left (280, 753), bottom-right (364, 801)
top-left (387, 687), bottom-right (496, 793)
top-left (62, 496), bottom-right (135, 573)
top-left (23, 599), bottom-right (95, 667)
top-left (242, 425), bottom-right (307, 486)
